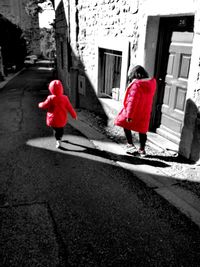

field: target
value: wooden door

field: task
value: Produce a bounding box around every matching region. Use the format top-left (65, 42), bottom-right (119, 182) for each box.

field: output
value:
top-left (156, 31), bottom-right (193, 143)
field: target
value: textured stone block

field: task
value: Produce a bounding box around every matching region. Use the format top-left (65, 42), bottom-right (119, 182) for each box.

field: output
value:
top-left (190, 117), bottom-right (200, 162)
top-left (179, 99), bottom-right (198, 159)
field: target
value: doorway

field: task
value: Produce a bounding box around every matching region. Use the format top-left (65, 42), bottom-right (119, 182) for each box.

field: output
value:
top-left (153, 16), bottom-right (194, 144)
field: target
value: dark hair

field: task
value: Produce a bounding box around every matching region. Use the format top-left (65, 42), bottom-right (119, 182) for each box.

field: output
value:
top-left (128, 65), bottom-right (149, 83)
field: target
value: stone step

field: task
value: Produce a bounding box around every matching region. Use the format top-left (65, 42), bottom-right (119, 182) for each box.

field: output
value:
top-left (148, 132), bottom-right (179, 152)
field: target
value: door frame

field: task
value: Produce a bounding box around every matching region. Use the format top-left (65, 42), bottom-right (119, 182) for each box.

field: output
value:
top-left (151, 16), bottom-right (194, 131)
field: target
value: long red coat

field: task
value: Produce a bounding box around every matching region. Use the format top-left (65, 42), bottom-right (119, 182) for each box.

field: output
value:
top-left (38, 80), bottom-right (77, 127)
top-left (114, 78), bottom-right (156, 133)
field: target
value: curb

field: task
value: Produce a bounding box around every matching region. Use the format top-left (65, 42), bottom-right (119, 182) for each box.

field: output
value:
top-left (68, 115), bottom-right (200, 228)
top-left (0, 68), bottom-right (25, 90)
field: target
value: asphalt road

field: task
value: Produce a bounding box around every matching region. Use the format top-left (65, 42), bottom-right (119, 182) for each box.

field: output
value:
top-left (0, 66), bottom-right (200, 267)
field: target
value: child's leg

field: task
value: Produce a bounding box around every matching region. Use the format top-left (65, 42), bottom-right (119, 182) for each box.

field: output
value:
top-left (139, 133), bottom-right (147, 150)
top-left (53, 127), bottom-right (64, 140)
top-left (124, 128), bottom-right (133, 145)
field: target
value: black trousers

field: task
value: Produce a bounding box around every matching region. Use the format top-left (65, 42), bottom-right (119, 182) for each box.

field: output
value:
top-left (52, 127), bottom-right (64, 140)
top-left (124, 128), bottom-right (147, 150)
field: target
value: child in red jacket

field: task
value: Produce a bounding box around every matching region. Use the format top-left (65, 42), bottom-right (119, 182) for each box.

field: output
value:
top-left (114, 65), bottom-right (156, 156)
top-left (38, 80), bottom-right (77, 148)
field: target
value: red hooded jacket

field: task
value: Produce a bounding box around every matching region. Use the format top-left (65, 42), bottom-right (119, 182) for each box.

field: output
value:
top-left (38, 80), bottom-right (77, 127)
top-left (114, 78), bottom-right (156, 133)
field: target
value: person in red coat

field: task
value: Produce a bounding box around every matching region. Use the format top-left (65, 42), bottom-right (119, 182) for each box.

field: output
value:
top-left (38, 79), bottom-right (77, 148)
top-left (114, 65), bottom-right (156, 156)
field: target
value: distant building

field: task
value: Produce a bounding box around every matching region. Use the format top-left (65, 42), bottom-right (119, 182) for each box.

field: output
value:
top-left (0, 0), bottom-right (40, 55)
top-left (54, 0), bottom-right (200, 162)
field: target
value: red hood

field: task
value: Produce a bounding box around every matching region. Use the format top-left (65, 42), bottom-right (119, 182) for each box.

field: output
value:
top-left (48, 80), bottom-right (63, 96)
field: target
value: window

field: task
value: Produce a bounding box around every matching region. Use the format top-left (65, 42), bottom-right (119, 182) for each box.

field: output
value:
top-left (96, 38), bottom-right (129, 101)
top-left (99, 49), bottom-right (122, 100)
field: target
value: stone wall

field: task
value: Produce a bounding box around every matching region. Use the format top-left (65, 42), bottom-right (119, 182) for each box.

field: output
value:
top-left (76, 0), bottom-right (139, 88)
top-left (0, 0), bottom-right (40, 55)
top-left (55, 0), bottom-right (71, 96)
top-left (67, 0), bottom-right (140, 113)
top-left (55, 0), bottom-right (140, 112)
top-left (55, 0), bottom-right (200, 161)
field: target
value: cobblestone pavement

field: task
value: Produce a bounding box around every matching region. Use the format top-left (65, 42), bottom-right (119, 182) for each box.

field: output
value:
top-left (76, 108), bottom-right (200, 200)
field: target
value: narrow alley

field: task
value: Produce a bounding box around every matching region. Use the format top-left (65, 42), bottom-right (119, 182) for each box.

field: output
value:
top-left (0, 66), bottom-right (200, 266)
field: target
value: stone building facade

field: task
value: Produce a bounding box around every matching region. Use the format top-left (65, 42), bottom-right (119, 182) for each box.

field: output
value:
top-left (0, 0), bottom-right (40, 55)
top-left (54, 0), bottom-right (200, 162)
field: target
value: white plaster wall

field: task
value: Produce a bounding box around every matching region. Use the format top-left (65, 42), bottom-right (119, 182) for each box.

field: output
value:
top-left (137, 0), bottom-right (200, 104)
top-left (54, 0), bottom-right (62, 10)
top-left (137, 0), bottom-right (197, 66)
top-left (142, 0), bottom-right (196, 16)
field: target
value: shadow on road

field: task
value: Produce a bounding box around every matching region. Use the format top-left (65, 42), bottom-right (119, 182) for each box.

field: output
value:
top-left (60, 140), bottom-right (170, 168)
top-left (145, 154), bottom-right (194, 164)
